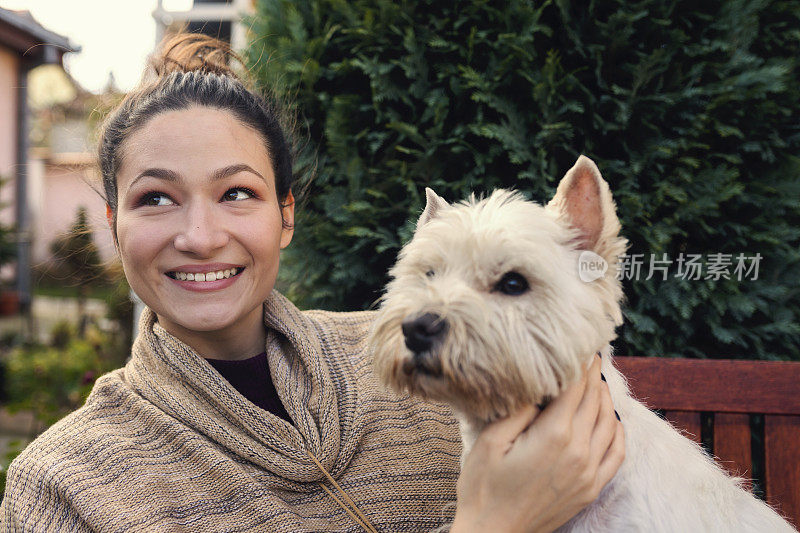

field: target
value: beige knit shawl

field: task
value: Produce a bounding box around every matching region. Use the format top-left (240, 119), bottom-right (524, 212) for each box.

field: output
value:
top-left (1, 292), bottom-right (461, 532)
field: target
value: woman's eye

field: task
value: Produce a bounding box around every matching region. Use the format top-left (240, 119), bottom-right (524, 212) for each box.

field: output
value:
top-left (142, 193), bottom-right (174, 207)
top-left (222, 188), bottom-right (254, 202)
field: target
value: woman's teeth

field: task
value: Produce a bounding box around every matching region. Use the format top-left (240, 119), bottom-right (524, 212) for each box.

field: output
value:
top-left (168, 267), bottom-right (242, 281)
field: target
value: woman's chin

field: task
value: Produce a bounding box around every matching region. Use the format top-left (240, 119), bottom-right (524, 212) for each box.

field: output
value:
top-left (156, 306), bottom-right (253, 337)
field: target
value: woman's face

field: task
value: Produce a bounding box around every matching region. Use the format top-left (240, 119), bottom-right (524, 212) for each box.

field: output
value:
top-left (114, 106), bottom-right (294, 340)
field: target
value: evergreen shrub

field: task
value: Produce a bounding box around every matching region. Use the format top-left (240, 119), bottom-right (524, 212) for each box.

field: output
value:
top-left (246, 0), bottom-right (800, 360)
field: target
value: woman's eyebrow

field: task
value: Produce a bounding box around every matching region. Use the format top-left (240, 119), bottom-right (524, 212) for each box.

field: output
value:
top-left (131, 167), bottom-right (180, 188)
top-left (129, 164), bottom-right (265, 191)
top-left (210, 164), bottom-right (265, 183)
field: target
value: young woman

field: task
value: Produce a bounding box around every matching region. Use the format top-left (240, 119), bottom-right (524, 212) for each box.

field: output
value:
top-left (0, 35), bottom-right (623, 532)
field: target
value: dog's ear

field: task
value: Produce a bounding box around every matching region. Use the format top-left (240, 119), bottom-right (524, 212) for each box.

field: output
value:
top-left (546, 155), bottom-right (621, 252)
top-left (417, 188), bottom-right (449, 230)
top-left (547, 156), bottom-right (627, 326)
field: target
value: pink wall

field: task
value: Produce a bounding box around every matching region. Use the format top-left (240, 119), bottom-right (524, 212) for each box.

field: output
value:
top-left (31, 162), bottom-right (116, 265)
top-left (0, 45), bottom-right (18, 228)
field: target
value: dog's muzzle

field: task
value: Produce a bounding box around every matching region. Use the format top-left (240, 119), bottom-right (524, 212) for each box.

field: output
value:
top-left (401, 313), bottom-right (447, 376)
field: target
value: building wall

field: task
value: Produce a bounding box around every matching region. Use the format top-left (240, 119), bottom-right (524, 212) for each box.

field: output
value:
top-left (0, 45), bottom-right (18, 228)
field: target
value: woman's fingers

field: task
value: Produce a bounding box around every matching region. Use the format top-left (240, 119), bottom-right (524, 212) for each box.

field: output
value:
top-left (535, 357), bottom-right (593, 427)
top-left (478, 404), bottom-right (539, 456)
top-left (594, 415), bottom-right (626, 489)
top-left (588, 370), bottom-right (619, 466)
top-left (573, 355), bottom-right (604, 431)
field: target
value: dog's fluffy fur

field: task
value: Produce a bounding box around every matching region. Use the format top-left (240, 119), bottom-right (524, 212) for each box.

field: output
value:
top-left (370, 156), bottom-right (795, 531)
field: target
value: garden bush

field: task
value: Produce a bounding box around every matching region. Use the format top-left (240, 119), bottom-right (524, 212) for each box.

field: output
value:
top-left (3, 324), bottom-right (126, 426)
top-left (246, 0), bottom-right (800, 360)
top-left (0, 283), bottom-right (131, 499)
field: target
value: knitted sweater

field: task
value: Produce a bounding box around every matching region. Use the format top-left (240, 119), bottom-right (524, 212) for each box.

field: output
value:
top-left (0, 292), bottom-right (462, 532)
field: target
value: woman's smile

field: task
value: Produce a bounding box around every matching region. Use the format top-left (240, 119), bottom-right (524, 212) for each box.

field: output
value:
top-left (165, 263), bottom-right (245, 291)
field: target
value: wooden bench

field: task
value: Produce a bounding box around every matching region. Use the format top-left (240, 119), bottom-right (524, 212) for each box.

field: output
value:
top-left (614, 357), bottom-right (800, 528)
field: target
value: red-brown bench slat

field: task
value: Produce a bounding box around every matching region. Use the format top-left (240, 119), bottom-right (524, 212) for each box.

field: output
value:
top-left (714, 413), bottom-right (752, 490)
top-left (765, 414), bottom-right (800, 528)
top-left (614, 357), bottom-right (800, 414)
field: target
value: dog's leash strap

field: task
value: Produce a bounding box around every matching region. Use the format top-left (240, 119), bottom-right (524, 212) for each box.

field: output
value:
top-left (306, 450), bottom-right (378, 533)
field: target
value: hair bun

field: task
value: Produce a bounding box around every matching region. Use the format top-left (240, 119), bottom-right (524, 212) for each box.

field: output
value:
top-left (150, 33), bottom-right (239, 78)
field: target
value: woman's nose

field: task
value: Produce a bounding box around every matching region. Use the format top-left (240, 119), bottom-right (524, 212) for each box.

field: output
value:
top-left (173, 203), bottom-right (229, 256)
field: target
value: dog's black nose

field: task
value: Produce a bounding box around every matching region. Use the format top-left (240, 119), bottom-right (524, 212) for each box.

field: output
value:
top-left (402, 313), bottom-right (447, 354)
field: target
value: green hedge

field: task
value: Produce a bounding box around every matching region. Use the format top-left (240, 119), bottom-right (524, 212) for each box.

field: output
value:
top-left (246, 0), bottom-right (800, 360)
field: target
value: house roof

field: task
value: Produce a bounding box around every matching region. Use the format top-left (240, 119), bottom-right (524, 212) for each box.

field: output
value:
top-left (0, 6), bottom-right (79, 65)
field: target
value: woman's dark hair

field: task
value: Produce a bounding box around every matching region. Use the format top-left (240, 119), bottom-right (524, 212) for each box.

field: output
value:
top-left (98, 34), bottom-right (294, 230)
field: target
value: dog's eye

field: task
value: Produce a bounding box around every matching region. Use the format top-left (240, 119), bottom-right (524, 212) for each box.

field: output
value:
top-left (425, 269), bottom-right (435, 278)
top-left (496, 272), bottom-right (529, 295)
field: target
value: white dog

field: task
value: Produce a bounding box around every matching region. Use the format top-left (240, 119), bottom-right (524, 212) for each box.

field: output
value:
top-left (370, 156), bottom-right (795, 532)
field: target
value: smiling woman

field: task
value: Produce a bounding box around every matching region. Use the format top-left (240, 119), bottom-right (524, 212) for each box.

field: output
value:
top-left (0, 34), bottom-right (624, 532)
top-left (115, 106), bottom-right (293, 360)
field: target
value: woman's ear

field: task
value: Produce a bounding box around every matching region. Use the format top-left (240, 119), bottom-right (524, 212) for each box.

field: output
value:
top-left (280, 191), bottom-right (295, 249)
top-left (106, 204), bottom-right (119, 248)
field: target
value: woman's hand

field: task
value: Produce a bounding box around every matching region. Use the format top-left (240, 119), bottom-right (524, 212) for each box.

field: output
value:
top-left (450, 354), bottom-right (624, 533)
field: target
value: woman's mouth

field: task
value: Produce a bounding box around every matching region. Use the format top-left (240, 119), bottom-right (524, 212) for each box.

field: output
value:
top-left (165, 267), bottom-right (244, 282)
